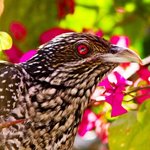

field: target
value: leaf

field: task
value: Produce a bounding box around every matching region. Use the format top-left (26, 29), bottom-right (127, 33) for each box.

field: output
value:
top-left (0, 32), bottom-right (12, 51)
top-left (137, 99), bottom-right (150, 124)
top-left (109, 100), bottom-right (150, 150)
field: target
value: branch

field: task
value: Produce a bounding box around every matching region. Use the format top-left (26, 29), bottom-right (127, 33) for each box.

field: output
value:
top-left (142, 56), bottom-right (150, 66)
top-left (127, 55), bottom-right (150, 80)
top-left (125, 85), bottom-right (150, 95)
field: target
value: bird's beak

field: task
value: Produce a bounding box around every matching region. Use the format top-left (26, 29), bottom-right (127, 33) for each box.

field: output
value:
top-left (101, 44), bottom-right (142, 64)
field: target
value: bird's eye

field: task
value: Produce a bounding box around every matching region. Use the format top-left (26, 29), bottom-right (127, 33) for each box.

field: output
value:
top-left (76, 44), bottom-right (89, 56)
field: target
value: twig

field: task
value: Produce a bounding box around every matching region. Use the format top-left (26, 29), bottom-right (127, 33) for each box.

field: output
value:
top-left (0, 119), bottom-right (26, 130)
top-left (142, 56), bottom-right (150, 66)
top-left (125, 85), bottom-right (150, 95)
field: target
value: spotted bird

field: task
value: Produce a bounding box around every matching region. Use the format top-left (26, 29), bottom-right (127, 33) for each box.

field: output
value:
top-left (0, 33), bottom-right (141, 150)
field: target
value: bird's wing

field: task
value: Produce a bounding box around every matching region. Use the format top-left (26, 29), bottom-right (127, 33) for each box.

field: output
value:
top-left (0, 61), bottom-right (23, 117)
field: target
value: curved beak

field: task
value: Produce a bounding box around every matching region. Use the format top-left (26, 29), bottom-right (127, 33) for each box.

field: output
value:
top-left (101, 45), bottom-right (143, 65)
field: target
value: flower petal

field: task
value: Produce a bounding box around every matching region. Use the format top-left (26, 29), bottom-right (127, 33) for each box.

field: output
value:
top-left (20, 50), bottom-right (37, 62)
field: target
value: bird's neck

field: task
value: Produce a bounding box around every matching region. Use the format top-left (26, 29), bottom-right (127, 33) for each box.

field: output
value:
top-left (25, 82), bottom-right (89, 149)
top-left (21, 52), bottom-right (54, 81)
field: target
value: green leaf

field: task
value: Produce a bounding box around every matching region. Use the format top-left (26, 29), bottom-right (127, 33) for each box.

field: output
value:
top-left (137, 99), bottom-right (150, 124)
top-left (109, 100), bottom-right (150, 150)
top-left (0, 32), bottom-right (12, 51)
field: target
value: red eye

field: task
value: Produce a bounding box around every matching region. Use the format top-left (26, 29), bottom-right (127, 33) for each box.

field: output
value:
top-left (77, 44), bottom-right (89, 55)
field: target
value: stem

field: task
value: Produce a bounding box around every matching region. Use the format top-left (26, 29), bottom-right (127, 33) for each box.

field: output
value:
top-left (0, 119), bottom-right (26, 130)
top-left (125, 85), bottom-right (150, 95)
top-left (142, 56), bottom-right (150, 66)
top-left (127, 56), bottom-right (150, 80)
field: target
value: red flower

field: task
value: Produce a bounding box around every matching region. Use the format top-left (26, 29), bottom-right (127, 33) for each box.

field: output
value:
top-left (4, 45), bottom-right (23, 63)
top-left (10, 21), bottom-right (27, 41)
top-left (39, 27), bottom-right (73, 44)
top-left (57, 0), bottom-right (75, 19)
top-left (120, 63), bottom-right (130, 69)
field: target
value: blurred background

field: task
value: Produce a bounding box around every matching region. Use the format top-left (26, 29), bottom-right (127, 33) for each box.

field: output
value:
top-left (0, 0), bottom-right (150, 149)
top-left (0, 0), bottom-right (150, 62)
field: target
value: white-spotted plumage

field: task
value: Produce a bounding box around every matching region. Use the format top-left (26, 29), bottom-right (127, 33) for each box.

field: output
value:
top-left (0, 32), bottom-right (118, 150)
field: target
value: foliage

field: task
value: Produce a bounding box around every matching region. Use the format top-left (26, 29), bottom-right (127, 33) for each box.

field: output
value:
top-left (0, 31), bottom-right (12, 51)
top-left (0, 0), bottom-right (150, 149)
top-left (109, 100), bottom-right (150, 150)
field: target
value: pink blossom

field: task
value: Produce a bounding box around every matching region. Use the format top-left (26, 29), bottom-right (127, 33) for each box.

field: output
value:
top-left (39, 27), bottom-right (73, 44)
top-left (95, 30), bottom-right (103, 37)
top-left (137, 66), bottom-right (150, 83)
top-left (20, 50), bottom-right (37, 62)
top-left (110, 35), bottom-right (130, 47)
top-left (98, 72), bottom-right (130, 117)
top-left (78, 109), bottom-right (98, 136)
top-left (135, 66), bottom-right (150, 103)
top-left (78, 109), bottom-right (109, 143)
top-left (4, 45), bottom-right (23, 63)
top-left (136, 89), bottom-right (150, 104)
top-left (95, 120), bottom-right (110, 144)
top-left (115, 7), bottom-right (125, 13)
top-left (10, 21), bottom-right (27, 41)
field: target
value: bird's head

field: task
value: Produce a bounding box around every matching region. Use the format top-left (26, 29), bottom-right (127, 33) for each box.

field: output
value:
top-left (26, 32), bottom-right (141, 83)
top-left (23, 32), bottom-right (142, 103)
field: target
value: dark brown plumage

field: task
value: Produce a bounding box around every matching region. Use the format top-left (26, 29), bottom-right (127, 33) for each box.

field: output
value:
top-left (0, 32), bottom-right (141, 149)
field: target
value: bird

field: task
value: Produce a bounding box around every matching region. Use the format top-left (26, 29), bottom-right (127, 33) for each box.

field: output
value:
top-left (0, 32), bottom-right (141, 150)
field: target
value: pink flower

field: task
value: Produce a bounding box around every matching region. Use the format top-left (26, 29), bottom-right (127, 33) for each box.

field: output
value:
top-left (134, 67), bottom-right (150, 103)
top-left (39, 27), bottom-right (73, 44)
top-left (56, 0), bottom-right (75, 19)
top-left (115, 7), bottom-right (125, 13)
top-left (78, 109), bottom-right (98, 136)
top-left (95, 30), bottom-right (103, 37)
top-left (98, 72), bottom-right (131, 117)
top-left (135, 66), bottom-right (150, 103)
top-left (136, 89), bottom-right (150, 104)
top-left (4, 45), bottom-right (23, 63)
top-left (10, 21), bottom-right (27, 41)
top-left (110, 35), bottom-right (130, 47)
top-left (137, 66), bottom-right (150, 83)
top-left (95, 120), bottom-right (110, 144)
top-left (20, 50), bottom-right (37, 62)
top-left (78, 109), bottom-right (109, 143)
